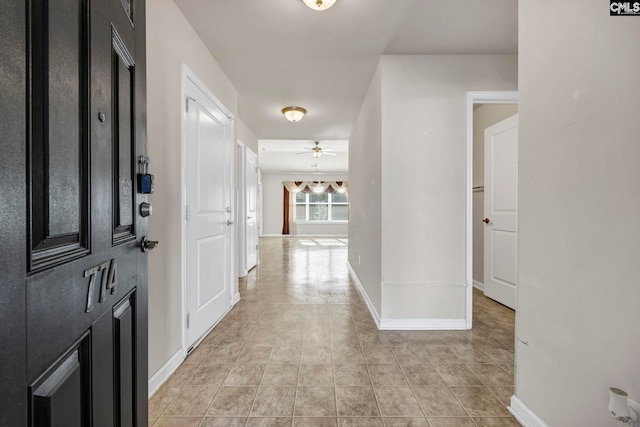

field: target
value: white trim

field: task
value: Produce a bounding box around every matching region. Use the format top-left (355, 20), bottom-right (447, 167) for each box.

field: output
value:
top-left (236, 140), bottom-right (247, 278)
top-left (232, 292), bottom-right (241, 305)
top-left (295, 220), bottom-right (349, 224)
top-left (180, 64), bottom-right (236, 357)
top-left (379, 318), bottom-right (467, 330)
top-left (465, 90), bottom-right (518, 329)
top-left (473, 280), bottom-right (484, 291)
top-left (148, 349), bottom-right (184, 398)
top-left (509, 395), bottom-right (549, 427)
top-left (346, 262), bottom-right (381, 328)
top-left (261, 234), bottom-right (348, 238)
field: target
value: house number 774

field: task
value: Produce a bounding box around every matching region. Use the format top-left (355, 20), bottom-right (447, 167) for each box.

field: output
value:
top-left (84, 259), bottom-right (118, 313)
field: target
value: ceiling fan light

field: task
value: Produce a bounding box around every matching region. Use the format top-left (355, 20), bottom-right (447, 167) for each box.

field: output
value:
top-left (312, 150), bottom-right (321, 158)
top-left (282, 106), bottom-right (306, 122)
top-left (302, 0), bottom-right (337, 11)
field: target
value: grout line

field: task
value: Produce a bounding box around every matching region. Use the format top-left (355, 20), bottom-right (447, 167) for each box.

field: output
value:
top-left (330, 302), bottom-right (339, 426)
top-left (162, 238), bottom-right (518, 426)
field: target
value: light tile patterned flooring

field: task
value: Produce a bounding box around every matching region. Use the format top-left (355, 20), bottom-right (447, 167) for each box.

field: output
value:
top-left (149, 238), bottom-right (519, 427)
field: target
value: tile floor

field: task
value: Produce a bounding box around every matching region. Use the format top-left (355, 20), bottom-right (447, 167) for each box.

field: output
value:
top-left (149, 237), bottom-right (519, 427)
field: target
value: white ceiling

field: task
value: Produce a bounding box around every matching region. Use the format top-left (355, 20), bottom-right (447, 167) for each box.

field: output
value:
top-left (174, 0), bottom-right (518, 172)
top-left (258, 139), bottom-right (348, 174)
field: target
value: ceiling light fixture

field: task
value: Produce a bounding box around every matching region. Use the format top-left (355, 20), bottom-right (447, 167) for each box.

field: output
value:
top-left (302, 0), bottom-right (337, 11)
top-left (282, 106), bottom-right (306, 122)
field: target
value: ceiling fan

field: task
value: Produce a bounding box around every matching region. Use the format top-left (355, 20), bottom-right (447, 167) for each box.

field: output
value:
top-left (296, 141), bottom-right (336, 158)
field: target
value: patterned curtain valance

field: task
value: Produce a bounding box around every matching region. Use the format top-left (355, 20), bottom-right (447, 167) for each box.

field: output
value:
top-left (283, 181), bottom-right (348, 194)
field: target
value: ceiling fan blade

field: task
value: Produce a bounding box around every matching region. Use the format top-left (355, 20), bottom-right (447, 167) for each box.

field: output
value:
top-left (323, 152), bottom-right (337, 156)
top-left (296, 151), bottom-right (311, 155)
top-left (321, 148), bottom-right (335, 151)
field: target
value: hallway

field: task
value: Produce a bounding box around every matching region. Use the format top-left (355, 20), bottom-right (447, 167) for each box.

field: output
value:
top-left (149, 238), bottom-right (518, 427)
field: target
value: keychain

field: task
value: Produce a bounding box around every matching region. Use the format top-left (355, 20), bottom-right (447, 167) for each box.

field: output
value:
top-left (137, 155), bottom-right (154, 194)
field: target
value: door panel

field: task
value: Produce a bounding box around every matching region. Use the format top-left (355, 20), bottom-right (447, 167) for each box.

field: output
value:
top-left (246, 149), bottom-right (258, 269)
top-left (185, 77), bottom-right (233, 349)
top-left (29, 0), bottom-right (89, 269)
top-left (114, 296), bottom-right (135, 427)
top-left (484, 113), bottom-right (518, 309)
top-left (0, 0), bottom-right (148, 425)
top-left (31, 342), bottom-right (90, 427)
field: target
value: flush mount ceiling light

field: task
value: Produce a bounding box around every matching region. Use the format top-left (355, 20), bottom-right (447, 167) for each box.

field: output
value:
top-left (282, 106), bottom-right (306, 122)
top-left (302, 0), bottom-right (337, 11)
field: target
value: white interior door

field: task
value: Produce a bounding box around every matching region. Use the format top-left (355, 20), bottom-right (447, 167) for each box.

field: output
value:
top-left (484, 113), bottom-right (518, 309)
top-left (185, 77), bottom-right (233, 349)
top-left (246, 149), bottom-right (258, 269)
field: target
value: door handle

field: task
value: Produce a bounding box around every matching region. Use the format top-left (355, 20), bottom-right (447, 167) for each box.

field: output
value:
top-left (483, 218), bottom-right (491, 224)
top-left (140, 236), bottom-right (159, 252)
top-left (227, 220), bottom-right (234, 226)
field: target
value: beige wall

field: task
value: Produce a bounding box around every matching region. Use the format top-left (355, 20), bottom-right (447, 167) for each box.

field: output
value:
top-left (472, 104), bottom-right (518, 286)
top-left (379, 55), bottom-right (517, 322)
top-left (349, 56), bottom-right (517, 324)
top-left (146, 0), bottom-right (239, 378)
top-left (348, 63), bottom-right (383, 315)
top-left (261, 173), bottom-right (349, 236)
top-left (514, 1), bottom-right (640, 425)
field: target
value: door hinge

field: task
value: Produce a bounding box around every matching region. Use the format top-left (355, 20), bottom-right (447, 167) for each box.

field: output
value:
top-left (185, 205), bottom-right (190, 221)
top-left (256, 244), bottom-right (259, 250)
top-left (186, 96), bottom-right (196, 113)
top-left (186, 313), bottom-right (190, 329)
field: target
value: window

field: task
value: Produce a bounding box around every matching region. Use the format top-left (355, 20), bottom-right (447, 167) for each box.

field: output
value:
top-left (295, 190), bottom-right (348, 222)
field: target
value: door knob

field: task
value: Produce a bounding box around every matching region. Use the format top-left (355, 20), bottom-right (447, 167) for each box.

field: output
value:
top-left (483, 218), bottom-right (491, 224)
top-left (226, 220), bottom-right (234, 226)
top-left (140, 236), bottom-right (159, 252)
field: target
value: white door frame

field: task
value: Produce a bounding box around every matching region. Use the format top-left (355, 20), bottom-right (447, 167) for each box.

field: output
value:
top-left (180, 64), bottom-right (236, 356)
top-left (465, 91), bottom-right (518, 328)
top-left (236, 140), bottom-right (247, 278)
top-left (245, 147), bottom-right (259, 269)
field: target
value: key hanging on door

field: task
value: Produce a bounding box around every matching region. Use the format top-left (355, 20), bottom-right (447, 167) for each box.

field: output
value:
top-left (137, 155), bottom-right (154, 194)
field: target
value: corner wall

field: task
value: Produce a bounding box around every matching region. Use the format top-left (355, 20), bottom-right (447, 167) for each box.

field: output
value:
top-left (146, 0), bottom-right (238, 379)
top-left (237, 118), bottom-right (258, 153)
top-left (379, 55), bottom-right (517, 324)
top-left (348, 63), bottom-right (383, 317)
top-left (514, 2), bottom-right (640, 426)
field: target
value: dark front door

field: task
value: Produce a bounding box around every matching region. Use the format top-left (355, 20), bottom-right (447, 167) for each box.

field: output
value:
top-left (1, 0), bottom-right (148, 426)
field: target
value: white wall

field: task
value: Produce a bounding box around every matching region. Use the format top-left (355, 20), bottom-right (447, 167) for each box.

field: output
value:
top-left (146, 0), bottom-right (239, 379)
top-left (348, 63), bottom-right (383, 315)
top-left (472, 104), bottom-right (518, 286)
top-left (513, 2), bottom-right (640, 426)
top-left (261, 173), bottom-right (349, 236)
top-left (379, 55), bottom-right (517, 323)
top-left (237, 118), bottom-right (258, 154)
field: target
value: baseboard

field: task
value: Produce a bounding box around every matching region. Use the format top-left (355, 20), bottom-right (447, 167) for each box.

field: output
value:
top-left (473, 280), bottom-right (484, 291)
top-left (346, 262), bottom-right (381, 328)
top-left (261, 234), bottom-right (348, 238)
top-left (509, 395), bottom-right (549, 427)
top-left (148, 348), bottom-right (184, 398)
top-left (295, 234), bottom-right (348, 238)
top-left (232, 292), bottom-right (241, 305)
top-left (379, 318), bottom-right (467, 330)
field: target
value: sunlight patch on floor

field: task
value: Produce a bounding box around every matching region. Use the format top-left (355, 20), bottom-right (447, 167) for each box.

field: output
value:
top-left (298, 238), bottom-right (347, 247)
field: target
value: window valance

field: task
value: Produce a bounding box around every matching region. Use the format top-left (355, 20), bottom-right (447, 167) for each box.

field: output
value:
top-left (283, 181), bottom-right (348, 194)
